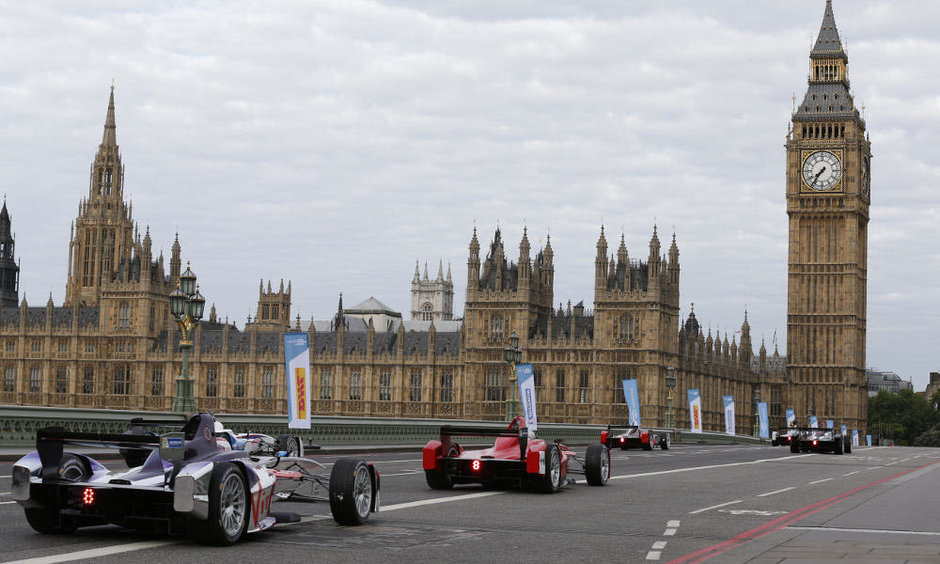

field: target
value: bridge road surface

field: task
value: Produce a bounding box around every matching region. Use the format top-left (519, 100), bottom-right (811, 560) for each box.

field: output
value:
top-left (2, 445), bottom-right (939, 563)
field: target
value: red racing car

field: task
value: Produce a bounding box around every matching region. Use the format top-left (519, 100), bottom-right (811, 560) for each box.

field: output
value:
top-left (422, 417), bottom-right (609, 492)
top-left (601, 425), bottom-right (669, 451)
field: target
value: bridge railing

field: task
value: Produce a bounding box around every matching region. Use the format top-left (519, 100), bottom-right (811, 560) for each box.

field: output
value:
top-left (0, 405), bottom-right (764, 448)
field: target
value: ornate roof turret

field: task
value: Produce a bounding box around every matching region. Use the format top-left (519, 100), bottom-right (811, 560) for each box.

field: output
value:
top-left (101, 85), bottom-right (118, 148)
top-left (811, 1), bottom-right (846, 60)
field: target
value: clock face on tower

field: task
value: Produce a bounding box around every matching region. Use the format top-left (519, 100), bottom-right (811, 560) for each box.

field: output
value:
top-left (801, 150), bottom-right (843, 191)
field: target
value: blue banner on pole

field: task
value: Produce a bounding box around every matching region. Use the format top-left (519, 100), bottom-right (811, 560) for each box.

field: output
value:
top-left (758, 402), bottom-right (769, 438)
top-left (841, 423), bottom-right (847, 436)
top-left (786, 409), bottom-right (795, 428)
top-left (809, 415), bottom-right (818, 428)
top-left (826, 419), bottom-right (834, 429)
top-left (622, 379), bottom-right (641, 426)
top-left (866, 434), bottom-right (872, 446)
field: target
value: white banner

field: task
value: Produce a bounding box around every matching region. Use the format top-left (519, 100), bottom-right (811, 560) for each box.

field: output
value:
top-left (516, 363), bottom-right (538, 432)
top-left (283, 332), bottom-right (311, 429)
top-left (723, 395), bottom-right (735, 436)
top-left (688, 389), bottom-right (702, 433)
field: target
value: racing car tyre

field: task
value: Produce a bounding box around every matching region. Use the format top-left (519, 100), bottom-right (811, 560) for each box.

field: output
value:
top-left (845, 440), bottom-right (852, 454)
top-left (330, 458), bottom-right (373, 525)
top-left (189, 463), bottom-right (248, 545)
top-left (532, 444), bottom-right (562, 493)
top-left (425, 469), bottom-right (453, 490)
top-left (790, 440), bottom-right (799, 454)
top-left (584, 444), bottom-right (609, 486)
top-left (58, 453), bottom-right (91, 481)
top-left (275, 434), bottom-right (303, 457)
top-left (25, 508), bottom-right (77, 534)
top-left (660, 434), bottom-right (670, 450)
top-left (834, 439), bottom-right (843, 455)
top-left (642, 438), bottom-right (653, 451)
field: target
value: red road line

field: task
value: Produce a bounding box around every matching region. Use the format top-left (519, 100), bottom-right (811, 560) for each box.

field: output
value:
top-left (666, 459), bottom-right (940, 564)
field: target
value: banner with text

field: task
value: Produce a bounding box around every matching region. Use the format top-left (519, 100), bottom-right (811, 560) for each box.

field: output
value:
top-left (516, 363), bottom-right (538, 432)
top-left (826, 419), bottom-right (834, 429)
top-left (809, 415), bottom-right (818, 428)
top-left (688, 389), bottom-right (703, 433)
top-left (786, 409), bottom-right (796, 428)
top-left (723, 395), bottom-right (736, 435)
top-left (853, 430), bottom-right (860, 446)
top-left (841, 423), bottom-right (847, 436)
top-left (283, 332), bottom-right (311, 429)
top-left (866, 434), bottom-right (872, 446)
top-left (623, 379), bottom-right (641, 426)
top-left (758, 402), bottom-right (770, 438)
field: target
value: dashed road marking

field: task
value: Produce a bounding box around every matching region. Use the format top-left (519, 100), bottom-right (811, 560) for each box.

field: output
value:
top-left (842, 470), bottom-right (860, 476)
top-left (719, 508), bottom-right (788, 517)
top-left (757, 486), bottom-right (795, 497)
top-left (652, 541), bottom-right (667, 549)
top-left (646, 550), bottom-right (662, 561)
top-left (809, 478), bottom-right (833, 485)
top-left (689, 500), bottom-right (742, 515)
top-left (381, 469), bottom-right (424, 477)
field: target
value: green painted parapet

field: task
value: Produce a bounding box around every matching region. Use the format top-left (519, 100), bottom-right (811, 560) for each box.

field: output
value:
top-left (0, 406), bottom-right (762, 449)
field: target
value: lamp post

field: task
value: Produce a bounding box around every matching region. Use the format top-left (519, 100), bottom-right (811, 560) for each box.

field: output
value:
top-left (503, 332), bottom-right (522, 422)
top-left (665, 366), bottom-right (676, 430)
top-left (170, 262), bottom-right (205, 413)
top-left (752, 387), bottom-right (761, 437)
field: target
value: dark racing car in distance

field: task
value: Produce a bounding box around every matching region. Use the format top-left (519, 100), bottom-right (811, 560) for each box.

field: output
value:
top-left (790, 427), bottom-right (852, 455)
top-left (601, 425), bottom-right (669, 451)
top-left (422, 416), bottom-right (610, 492)
top-left (771, 428), bottom-right (799, 447)
top-left (11, 413), bottom-right (379, 545)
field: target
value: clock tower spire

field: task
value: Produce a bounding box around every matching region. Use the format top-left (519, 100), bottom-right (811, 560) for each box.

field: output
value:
top-left (786, 0), bottom-right (870, 431)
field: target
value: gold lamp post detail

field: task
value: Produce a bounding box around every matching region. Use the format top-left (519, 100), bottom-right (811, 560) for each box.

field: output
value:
top-left (503, 332), bottom-right (522, 422)
top-left (665, 366), bottom-right (676, 430)
top-left (171, 262), bottom-right (205, 413)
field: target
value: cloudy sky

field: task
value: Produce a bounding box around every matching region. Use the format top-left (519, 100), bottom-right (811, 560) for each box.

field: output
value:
top-left (2, 1), bottom-right (937, 388)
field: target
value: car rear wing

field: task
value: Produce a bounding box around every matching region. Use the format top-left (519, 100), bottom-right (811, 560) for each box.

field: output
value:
top-left (35, 427), bottom-right (164, 481)
top-left (438, 424), bottom-right (528, 457)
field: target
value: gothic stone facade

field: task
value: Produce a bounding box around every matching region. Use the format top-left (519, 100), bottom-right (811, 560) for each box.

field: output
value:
top-left (2, 3), bottom-right (867, 433)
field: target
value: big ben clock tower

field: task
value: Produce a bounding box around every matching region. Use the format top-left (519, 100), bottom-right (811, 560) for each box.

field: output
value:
top-left (786, 0), bottom-right (870, 431)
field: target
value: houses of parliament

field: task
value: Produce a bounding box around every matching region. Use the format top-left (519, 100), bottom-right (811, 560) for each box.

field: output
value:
top-left (0, 1), bottom-right (868, 432)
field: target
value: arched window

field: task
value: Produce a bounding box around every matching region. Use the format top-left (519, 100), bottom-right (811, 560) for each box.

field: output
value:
top-left (118, 302), bottom-right (130, 328)
top-left (489, 314), bottom-right (504, 340)
top-left (423, 302), bottom-right (433, 321)
top-left (618, 314), bottom-right (636, 342)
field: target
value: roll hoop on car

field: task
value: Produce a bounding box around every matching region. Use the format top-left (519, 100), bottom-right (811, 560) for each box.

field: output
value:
top-left (11, 412), bottom-right (379, 545)
top-left (422, 416), bottom-right (610, 492)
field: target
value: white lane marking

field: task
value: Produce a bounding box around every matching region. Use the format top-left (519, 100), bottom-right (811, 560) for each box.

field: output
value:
top-left (4, 540), bottom-right (182, 564)
top-left (0, 501), bottom-right (17, 505)
top-left (809, 478), bottom-right (833, 485)
top-left (0, 491), bottom-right (11, 496)
top-left (689, 499), bottom-right (742, 515)
top-left (645, 550), bottom-right (662, 561)
top-left (869, 466), bottom-right (883, 470)
top-left (757, 487), bottom-right (795, 497)
top-left (667, 520), bottom-right (680, 527)
top-left (787, 526), bottom-right (940, 536)
top-left (843, 470), bottom-right (860, 476)
top-left (720, 509), bottom-right (788, 516)
top-left (663, 528), bottom-right (677, 536)
top-left (652, 541), bottom-right (667, 549)
top-left (382, 491), bottom-right (503, 511)
top-left (885, 462), bottom-right (897, 466)
top-left (609, 455), bottom-right (815, 482)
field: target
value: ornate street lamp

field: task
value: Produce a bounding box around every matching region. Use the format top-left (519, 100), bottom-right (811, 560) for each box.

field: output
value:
top-left (171, 262), bottom-right (205, 413)
top-left (665, 366), bottom-right (676, 430)
top-left (503, 332), bottom-right (522, 422)
top-left (752, 386), bottom-right (762, 437)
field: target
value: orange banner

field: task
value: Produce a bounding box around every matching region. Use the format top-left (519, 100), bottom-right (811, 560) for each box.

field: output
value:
top-left (294, 367), bottom-right (307, 419)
